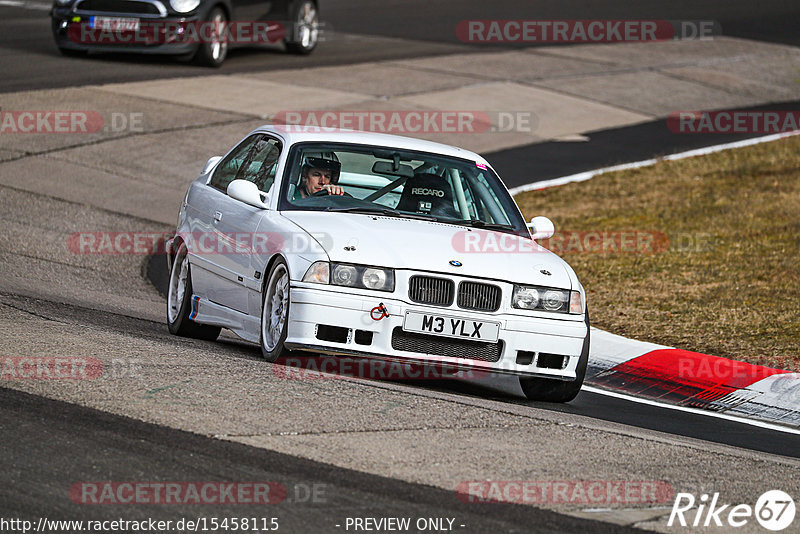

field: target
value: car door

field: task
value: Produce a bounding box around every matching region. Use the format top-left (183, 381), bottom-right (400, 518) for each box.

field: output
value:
top-left (193, 133), bottom-right (282, 314)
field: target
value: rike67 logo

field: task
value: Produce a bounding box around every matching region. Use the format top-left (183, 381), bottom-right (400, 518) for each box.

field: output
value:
top-left (669, 490), bottom-right (796, 531)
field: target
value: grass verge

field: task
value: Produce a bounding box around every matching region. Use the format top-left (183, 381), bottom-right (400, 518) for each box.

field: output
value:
top-left (514, 135), bottom-right (800, 371)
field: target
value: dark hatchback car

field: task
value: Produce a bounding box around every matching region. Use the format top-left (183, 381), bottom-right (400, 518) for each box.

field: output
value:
top-left (51, 0), bottom-right (319, 66)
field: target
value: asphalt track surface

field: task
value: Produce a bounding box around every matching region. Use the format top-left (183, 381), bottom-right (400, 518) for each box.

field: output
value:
top-left (143, 256), bottom-right (800, 461)
top-left (487, 99), bottom-right (800, 187)
top-left (0, 291), bottom-right (797, 531)
top-left (2, 0), bottom-right (800, 531)
top-left (0, 386), bottom-right (635, 534)
top-left (1, 0), bottom-right (799, 93)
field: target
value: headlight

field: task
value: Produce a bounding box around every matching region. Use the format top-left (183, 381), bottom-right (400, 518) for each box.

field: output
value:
top-left (362, 268), bottom-right (390, 290)
top-left (542, 289), bottom-right (566, 311)
top-left (170, 0), bottom-right (200, 13)
top-left (331, 263), bottom-right (393, 292)
top-left (512, 285), bottom-right (582, 314)
top-left (332, 264), bottom-right (358, 286)
top-left (511, 286), bottom-right (539, 309)
top-left (303, 262), bottom-right (394, 292)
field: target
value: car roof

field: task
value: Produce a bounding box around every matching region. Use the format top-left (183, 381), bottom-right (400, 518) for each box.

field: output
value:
top-left (256, 125), bottom-right (492, 168)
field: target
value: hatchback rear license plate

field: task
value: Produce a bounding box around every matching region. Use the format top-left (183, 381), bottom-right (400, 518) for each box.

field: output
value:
top-left (403, 311), bottom-right (500, 343)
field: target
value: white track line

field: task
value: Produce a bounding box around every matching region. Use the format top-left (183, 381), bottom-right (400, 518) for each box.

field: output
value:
top-left (583, 385), bottom-right (800, 435)
top-left (510, 130), bottom-right (800, 195)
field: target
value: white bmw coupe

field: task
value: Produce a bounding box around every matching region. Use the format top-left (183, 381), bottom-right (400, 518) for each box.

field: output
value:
top-left (166, 126), bottom-right (589, 402)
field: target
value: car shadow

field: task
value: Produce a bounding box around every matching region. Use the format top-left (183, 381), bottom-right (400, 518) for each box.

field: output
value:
top-left (53, 43), bottom-right (287, 69)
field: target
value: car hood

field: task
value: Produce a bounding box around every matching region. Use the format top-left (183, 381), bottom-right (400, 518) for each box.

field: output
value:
top-left (281, 212), bottom-right (574, 289)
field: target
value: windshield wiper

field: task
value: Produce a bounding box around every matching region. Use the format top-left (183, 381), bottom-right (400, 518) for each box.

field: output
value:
top-left (463, 220), bottom-right (515, 231)
top-left (328, 207), bottom-right (440, 221)
top-left (327, 206), bottom-right (400, 215)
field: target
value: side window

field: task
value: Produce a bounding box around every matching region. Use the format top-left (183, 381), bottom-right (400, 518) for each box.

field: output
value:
top-left (210, 135), bottom-right (282, 194)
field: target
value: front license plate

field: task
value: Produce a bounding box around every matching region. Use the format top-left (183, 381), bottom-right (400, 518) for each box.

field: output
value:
top-left (403, 311), bottom-right (500, 343)
top-left (90, 16), bottom-right (140, 31)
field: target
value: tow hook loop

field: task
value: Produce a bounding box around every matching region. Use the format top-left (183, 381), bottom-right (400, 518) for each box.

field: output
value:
top-left (370, 303), bottom-right (388, 321)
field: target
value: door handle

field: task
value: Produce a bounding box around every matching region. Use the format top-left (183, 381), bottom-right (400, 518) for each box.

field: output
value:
top-left (214, 211), bottom-right (223, 222)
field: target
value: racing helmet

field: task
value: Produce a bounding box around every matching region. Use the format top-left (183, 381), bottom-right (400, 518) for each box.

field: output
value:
top-left (301, 151), bottom-right (341, 184)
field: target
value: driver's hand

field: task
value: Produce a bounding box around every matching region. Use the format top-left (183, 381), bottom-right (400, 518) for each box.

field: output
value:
top-left (323, 184), bottom-right (345, 195)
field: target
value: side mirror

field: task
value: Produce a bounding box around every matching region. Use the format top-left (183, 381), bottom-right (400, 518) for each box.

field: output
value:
top-left (527, 216), bottom-right (555, 240)
top-left (227, 180), bottom-right (268, 209)
top-left (202, 156), bottom-right (222, 175)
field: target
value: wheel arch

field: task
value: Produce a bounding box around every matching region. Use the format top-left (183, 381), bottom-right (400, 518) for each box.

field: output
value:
top-left (166, 234), bottom-right (185, 274)
top-left (201, 1), bottom-right (231, 20)
top-left (260, 253), bottom-right (290, 295)
top-left (291, 0), bottom-right (317, 13)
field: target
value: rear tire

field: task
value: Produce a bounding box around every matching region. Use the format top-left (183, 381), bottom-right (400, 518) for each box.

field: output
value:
top-left (519, 308), bottom-right (590, 403)
top-left (194, 7), bottom-right (228, 67)
top-left (167, 243), bottom-right (221, 341)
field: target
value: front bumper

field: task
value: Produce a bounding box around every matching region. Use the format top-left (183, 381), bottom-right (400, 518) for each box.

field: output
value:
top-left (285, 284), bottom-right (588, 379)
top-left (51, 9), bottom-right (201, 55)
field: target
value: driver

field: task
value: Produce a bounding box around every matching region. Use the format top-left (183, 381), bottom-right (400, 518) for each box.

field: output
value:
top-left (294, 156), bottom-right (344, 199)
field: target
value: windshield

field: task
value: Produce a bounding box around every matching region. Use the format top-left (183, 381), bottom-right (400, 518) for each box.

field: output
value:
top-left (279, 142), bottom-right (528, 236)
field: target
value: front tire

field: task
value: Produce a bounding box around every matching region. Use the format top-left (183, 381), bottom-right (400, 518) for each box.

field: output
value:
top-left (167, 243), bottom-right (221, 341)
top-left (194, 7), bottom-right (228, 67)
top-left (519, 308), bottom-right (590, 403)
top-left (284, 1), bottom-right (318, 55)
top-left (260, 257), bottom-right (291, 362)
